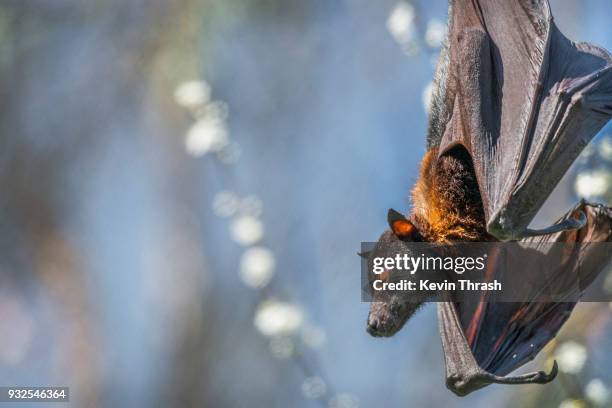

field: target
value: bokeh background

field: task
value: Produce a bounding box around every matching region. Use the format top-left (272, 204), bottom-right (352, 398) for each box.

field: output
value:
top-left (0, 0), bottom-right (611, 407)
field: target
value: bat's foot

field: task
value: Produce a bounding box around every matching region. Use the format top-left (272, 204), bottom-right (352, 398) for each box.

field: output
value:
top-left (446, 361), bottom-right (559, 396)
top-left (486, 360), bottom-right (558, 385)
top-left (523, 211), bottom-right (587, 238)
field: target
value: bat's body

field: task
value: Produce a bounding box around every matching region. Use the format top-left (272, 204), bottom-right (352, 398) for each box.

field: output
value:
top-left (411, 147), bottom-right (487, 244)
top-left (366, 0), bottom-right (612, 396)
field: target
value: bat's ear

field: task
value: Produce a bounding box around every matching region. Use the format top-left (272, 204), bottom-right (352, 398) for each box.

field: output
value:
top-left (388, 208), bottom-right (418, 240)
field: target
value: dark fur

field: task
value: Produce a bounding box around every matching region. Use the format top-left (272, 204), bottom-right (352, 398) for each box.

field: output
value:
top-left (411, 147), bottom-right (488, 243)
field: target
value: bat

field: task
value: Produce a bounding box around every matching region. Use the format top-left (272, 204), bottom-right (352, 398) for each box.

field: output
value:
top-left (365, 0), bottom-right (612, 396)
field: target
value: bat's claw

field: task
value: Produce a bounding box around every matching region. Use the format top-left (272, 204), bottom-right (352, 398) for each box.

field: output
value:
top-left (487, 360), bottom-right (558, 385)
top-left (446, 361), bottom-right (559, 396)
top-left (523, 211), bottom-right (587, 238)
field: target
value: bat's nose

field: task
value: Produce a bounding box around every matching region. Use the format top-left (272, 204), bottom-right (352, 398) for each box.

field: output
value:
top-left (366, 318), bottom-right (381, 337)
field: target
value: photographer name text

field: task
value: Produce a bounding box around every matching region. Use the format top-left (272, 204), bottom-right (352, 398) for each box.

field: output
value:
top-left (372, 279), bottom-right (501, 291)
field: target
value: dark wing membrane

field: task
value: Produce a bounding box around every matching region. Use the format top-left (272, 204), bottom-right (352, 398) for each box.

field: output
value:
top-left (440, 202), bottom-right (612, 395)
top-left (434, 0), bottom-right (612, 240)
top-left (455, 202), bottom-right (612, 377)
top-left (458, 297), bottom-right (575, 376)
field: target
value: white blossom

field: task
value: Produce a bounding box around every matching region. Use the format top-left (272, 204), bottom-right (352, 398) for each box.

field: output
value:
top-left (185, 116), bottom-right (228, 157)
top-left (425, 19), bottom-right (446, 48)
top-left (239, 247), bottom-right (276, 288)
top-left (555, 341), bottom-right (587, 374)
top-left (600, 136), bottom-right (612, 160)
top-left (575, 171), bottom-right (609, 198)
top-left (586, 378), bottom-right (610, 405)
top-left (387, 2), bottom-right (416, 45)
top-left (229, 215), bottom-right (264, 246)
top-left (254, 300), bottom-right (303, 337)
top-left (174, 81), bottom-right (211, 109)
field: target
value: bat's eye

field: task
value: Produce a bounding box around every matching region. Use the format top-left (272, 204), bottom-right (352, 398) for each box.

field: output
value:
top-left (387, 208), bottom-right (419, 240)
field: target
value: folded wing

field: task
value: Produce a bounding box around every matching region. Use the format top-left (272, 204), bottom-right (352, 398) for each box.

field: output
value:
top-left (433, 0), bottom-right (612, 240)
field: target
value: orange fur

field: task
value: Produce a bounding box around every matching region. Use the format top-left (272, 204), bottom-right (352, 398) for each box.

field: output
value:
top-left (411, 148), bottom-right (486, 243)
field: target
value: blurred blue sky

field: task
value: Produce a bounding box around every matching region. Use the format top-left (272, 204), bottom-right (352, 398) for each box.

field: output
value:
top-left (76, 1), bottom-right (612, 406)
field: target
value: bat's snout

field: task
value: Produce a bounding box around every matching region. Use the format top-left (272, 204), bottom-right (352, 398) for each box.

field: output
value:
top-left (366, 322), bottom-right (377, 336)
top-left (366, 301), bottom-right (416, 337)
top-left (366, 316), bottom-right (383, 337)
top-left (366, 304), bottom-right (394, 337)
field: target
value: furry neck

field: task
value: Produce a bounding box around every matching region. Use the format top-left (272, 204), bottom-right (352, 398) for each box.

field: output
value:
top-left (411, 147), bottom-right (487, 243)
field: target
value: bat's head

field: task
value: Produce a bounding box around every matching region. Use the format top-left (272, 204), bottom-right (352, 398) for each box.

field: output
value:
top-left (365, 209), bottom-right (432, 337)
